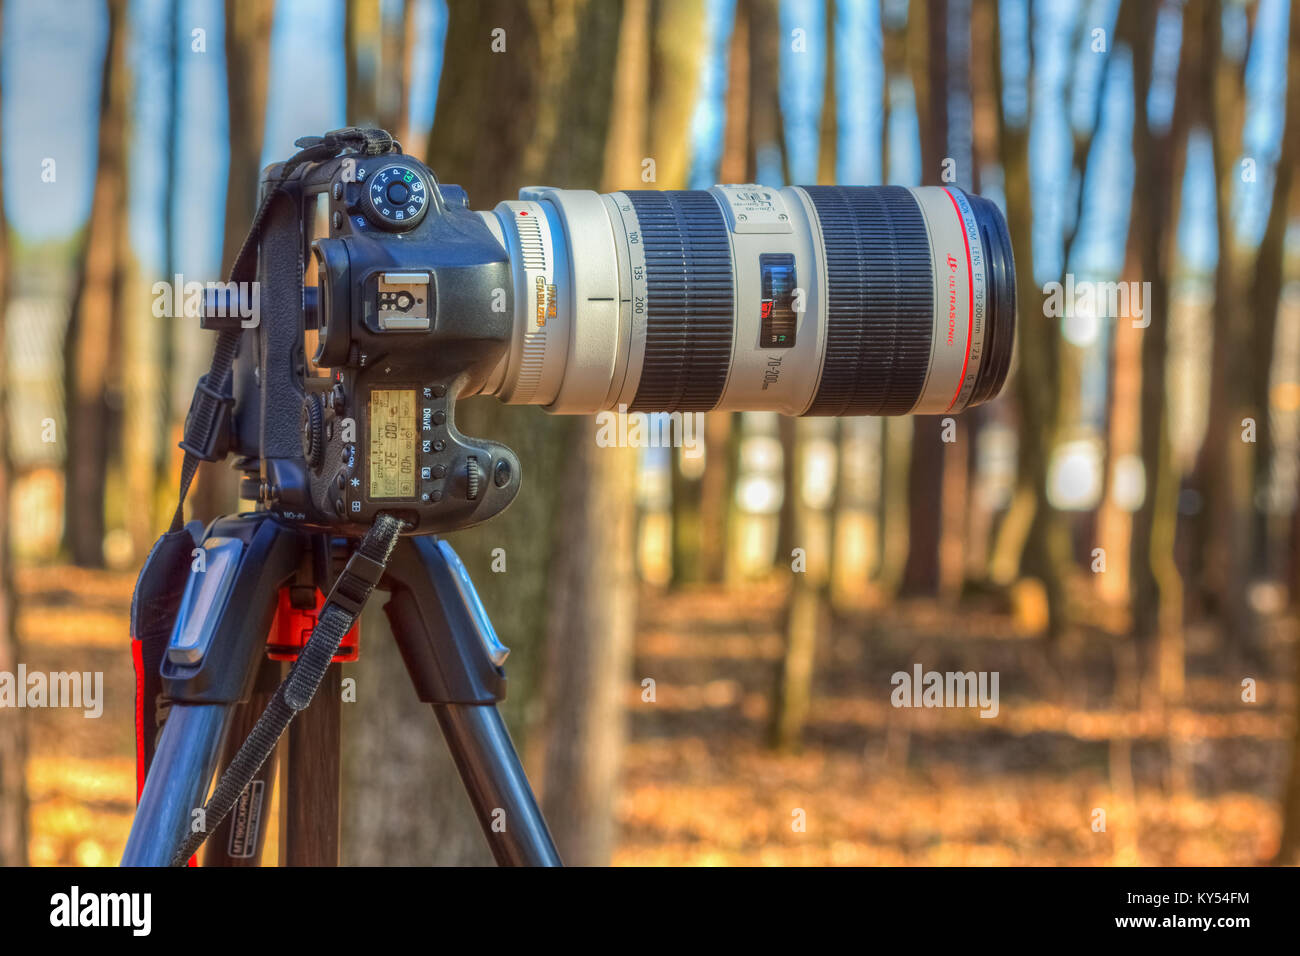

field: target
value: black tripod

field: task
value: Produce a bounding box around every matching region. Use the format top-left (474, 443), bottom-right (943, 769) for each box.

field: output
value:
top-left (121, 129), bottom-right (560, 866)
top-left (120, 511), bottom-right (561, 866)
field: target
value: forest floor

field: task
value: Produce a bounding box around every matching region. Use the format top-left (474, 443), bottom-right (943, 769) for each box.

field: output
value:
top-left (614, 582), bottom-right (1291, 865)
top-left (15, 567), bottom-right (1292, 866)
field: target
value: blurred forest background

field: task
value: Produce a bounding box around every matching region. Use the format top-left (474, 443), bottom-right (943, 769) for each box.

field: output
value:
top-left (1, 0), bottom-right (1300, 866)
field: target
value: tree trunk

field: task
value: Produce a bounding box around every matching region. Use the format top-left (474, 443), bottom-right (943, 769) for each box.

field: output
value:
top-left (986, 0), bottom-right (1073, 644)
top-left (377, 0), bottom-right (410, 135)
top-left (1186, 0), bottom-right (1255, 662)
top-left (63, 0), bottom-right (129, 567)
top-left (221, 0), bottom-right (275, 280)
top-left (875, 5), bottom-right (911, 593)
top-left (899, 0), bottom-right (949, 599)
top-left (188, 0), bottom-right (274, 525)
top-left (719, 0), bottom-right (750, 185)
top-left (1246, 1), bottom-right (1298, 586)
top-left (770, 0), bottom-right (839, 747)
top-left (147, 2), bottom-right (183, 546)
top-left (1095, 262), bottom-right (1143, 613)
top-left (1119, 0), bottom-right (1191, 705)
top-left (538, 433), bottom-right (638, 864)
top-left (771, 419), bottom-right (827, 751)
top-left (670, 445), bottom-right (704, 584)
top-left (744, 0), bottom-right (790, 183)
top-left (344, 0), bottom-right (631, 866)
top-left (345, 0), bottom-right (380, 125)
top-left (698, 412), bottom-right (733, 582)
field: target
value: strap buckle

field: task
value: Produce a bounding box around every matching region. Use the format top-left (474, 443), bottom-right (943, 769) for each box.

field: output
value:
top-left (177, 373), bottom-right (235, 463)
top-left (324, 551), bottom-right (387, 617)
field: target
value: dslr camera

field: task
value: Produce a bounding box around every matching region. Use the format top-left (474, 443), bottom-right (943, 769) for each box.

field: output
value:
top-left (207, 129), bottom-right (1015, 538)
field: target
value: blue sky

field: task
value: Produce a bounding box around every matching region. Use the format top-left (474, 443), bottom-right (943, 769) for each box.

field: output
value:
top-left (0, 0), bottom-right (1291, 288)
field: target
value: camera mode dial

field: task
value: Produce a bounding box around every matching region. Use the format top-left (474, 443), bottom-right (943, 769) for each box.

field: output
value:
top-left (361, 163), bottom-right (431, 231)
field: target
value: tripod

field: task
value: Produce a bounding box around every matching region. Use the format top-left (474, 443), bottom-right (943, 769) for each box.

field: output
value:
top-left (120, 511), bottom-right (561, 866)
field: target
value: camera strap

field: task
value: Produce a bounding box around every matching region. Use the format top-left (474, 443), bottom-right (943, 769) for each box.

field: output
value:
top-left (168, 127), bottom-right (397, 533)
top-left (169, 511), bottom-right (406, 866)
top-left (131, 128), bottom-right (399, 814)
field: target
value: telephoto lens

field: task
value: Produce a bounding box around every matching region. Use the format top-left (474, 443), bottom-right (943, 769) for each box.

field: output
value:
top-left (477, 183), bottom-right (1015, 416)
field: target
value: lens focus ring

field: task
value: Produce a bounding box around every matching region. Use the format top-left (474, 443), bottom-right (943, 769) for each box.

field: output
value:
top-left (626, 191), bottom-right (734, 412)
top-left (803, 186), bottom-right (933, 416)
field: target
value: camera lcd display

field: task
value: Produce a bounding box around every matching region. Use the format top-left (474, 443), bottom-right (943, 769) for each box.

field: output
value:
top-left (369, 389), bottom-right (417, 498)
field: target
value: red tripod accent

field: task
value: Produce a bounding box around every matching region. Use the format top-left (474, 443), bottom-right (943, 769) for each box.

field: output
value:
top-left (265, 588), bottom-right (360, 663)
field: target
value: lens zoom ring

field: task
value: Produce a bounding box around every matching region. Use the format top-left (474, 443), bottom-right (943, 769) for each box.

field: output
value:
top-left (626, 191), bottom-right (734, 411)
top-left (804, 185), bottom-right (933, 415)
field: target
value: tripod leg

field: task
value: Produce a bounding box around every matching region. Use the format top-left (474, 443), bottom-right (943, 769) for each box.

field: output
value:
top-left (430, 704), bottom-right (562, 866)
top-left (383, 536), bottom-right (562, 866)
top-left (280, 663), bottom-right (341, 865)
top-left (203, 658), bottom-right (281, 866)
top-left (121, 702), bottom-right (235, 866)
top-left (122, 514), bottom-right (306, 866)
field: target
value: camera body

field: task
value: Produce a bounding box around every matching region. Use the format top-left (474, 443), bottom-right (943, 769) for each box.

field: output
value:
top-left (226, 146), bottom-right (522, 536)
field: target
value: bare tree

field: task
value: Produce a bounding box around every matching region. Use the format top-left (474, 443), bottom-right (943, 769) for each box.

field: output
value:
top-left (63, 0), bottom-right (130, 567)
top-left (188, 0), bottom-right (275, 525)
top-left (344, 0), bottom-right (635, 866)
top-left (986, 0), bottom-right (1094, 645)
top-left (1185, 0), bottom-right (1255, 668)
top-left (1118, 0), bottom-right (1194, 704)
top-left (771, 0), bottom-right (832, 750)
top-left (345, 0), bottom-right (381, 125)
top-left (535, 0), bottom-right (640, 869)
top-left (900, 0), bottom-right (952, 599)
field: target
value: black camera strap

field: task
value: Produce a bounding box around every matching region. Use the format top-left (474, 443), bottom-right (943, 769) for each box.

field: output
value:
top-left (169, 127), bottom-right (396, 532)
top-left (170, 511), bottom-right (406, 866)
top-left (129, 128), bottom-right (401, 862)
